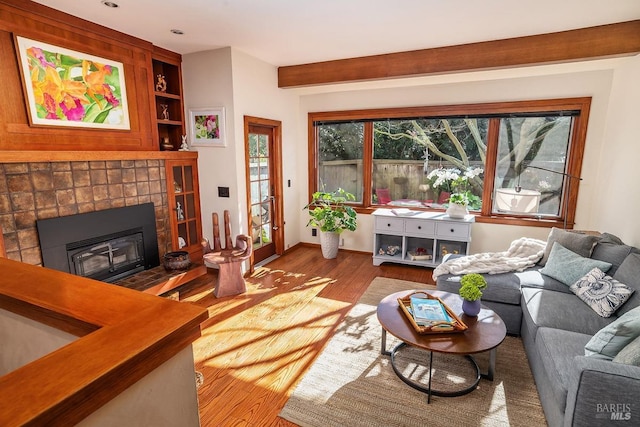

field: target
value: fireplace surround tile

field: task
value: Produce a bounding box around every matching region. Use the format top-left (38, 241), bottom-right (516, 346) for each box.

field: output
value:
top-left (0, 160), bottom-right (171, 265)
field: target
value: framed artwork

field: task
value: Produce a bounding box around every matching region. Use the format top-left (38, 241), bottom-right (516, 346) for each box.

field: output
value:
top-left (189, 107), bottom-right (226, 147)
top-left (14, 36), bottom-right (130, 130)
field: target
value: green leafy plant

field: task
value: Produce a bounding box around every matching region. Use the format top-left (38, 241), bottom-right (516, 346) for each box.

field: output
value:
top-left (303, 188), bottom-right (358, 234)
top-left (459, 273), bottom-right (488, 301)
top-left (448, 192), bottom-right (469, 205)
top-left (448, 191), bottom-right (482, 210)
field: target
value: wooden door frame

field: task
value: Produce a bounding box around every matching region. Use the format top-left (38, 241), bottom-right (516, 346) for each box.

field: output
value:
top-left (244, 116), bottom-right (285, 267)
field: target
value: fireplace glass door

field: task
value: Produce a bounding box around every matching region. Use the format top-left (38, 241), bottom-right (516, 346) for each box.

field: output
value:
top-left (67, 232), bottom-right (145, 282)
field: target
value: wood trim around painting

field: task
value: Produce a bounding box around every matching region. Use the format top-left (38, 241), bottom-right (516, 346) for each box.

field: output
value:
top-left (0, 0), bottom-right (171, 151)
top-left (279, 20), bottom-right (640, 87)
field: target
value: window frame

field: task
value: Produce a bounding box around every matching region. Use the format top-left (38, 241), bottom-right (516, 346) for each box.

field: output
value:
top-left (308, 97), bottom-right (591, 228)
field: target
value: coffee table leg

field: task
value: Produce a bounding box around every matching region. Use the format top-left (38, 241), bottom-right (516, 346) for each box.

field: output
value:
top-left (389, 343), bottom-right (481, 401)
top-left (381, 328), bottom-right (391, 356)
top-left (480, 347), bottom-right (497, 381)
top-left (427, 351), bottom-right (433, 404)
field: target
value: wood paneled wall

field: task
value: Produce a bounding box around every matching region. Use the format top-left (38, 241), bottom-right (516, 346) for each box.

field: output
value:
top-left (0, 0), bottom-right (160, 151)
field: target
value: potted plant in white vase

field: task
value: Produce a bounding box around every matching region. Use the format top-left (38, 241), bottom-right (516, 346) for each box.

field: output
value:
top-left (459, 273), bottom-right (488, 316)
top-left (303, 188), bottom-right (358, 259)
top-left (446, 192), bottom-right (469, 219)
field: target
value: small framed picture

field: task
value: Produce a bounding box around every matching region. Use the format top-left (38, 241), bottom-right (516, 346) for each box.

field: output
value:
top-left (189, 107), bottom-right (226, 147)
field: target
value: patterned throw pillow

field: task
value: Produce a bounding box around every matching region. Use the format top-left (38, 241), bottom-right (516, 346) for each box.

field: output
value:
top-left (570, 268), bottom-right (635, 317)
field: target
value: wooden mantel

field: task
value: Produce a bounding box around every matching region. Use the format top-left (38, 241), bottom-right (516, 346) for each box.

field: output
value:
top-left (0, 150), bottom-right (198, 163)
top-left (0, 258), bottom-right (208, 426)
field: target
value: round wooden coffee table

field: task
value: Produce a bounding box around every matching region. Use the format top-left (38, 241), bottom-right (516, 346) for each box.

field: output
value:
top-left (377, 289), bottom-right (506, 403)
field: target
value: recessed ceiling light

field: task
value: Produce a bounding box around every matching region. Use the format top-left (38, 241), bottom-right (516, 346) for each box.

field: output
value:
top-left (170, 29), bottom-right (185, 35)
top-left (101, 1), bottom-right (119, 7)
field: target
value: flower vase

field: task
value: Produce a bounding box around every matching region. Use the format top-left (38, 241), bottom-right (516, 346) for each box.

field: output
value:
top-left (462, 299), bottom-right (481, 317)
top-left (446, 203), bottom-right (468, 219)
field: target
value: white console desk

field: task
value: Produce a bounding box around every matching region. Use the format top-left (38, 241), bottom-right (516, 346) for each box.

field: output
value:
top-left (372, 208), bottom-right (474, 267)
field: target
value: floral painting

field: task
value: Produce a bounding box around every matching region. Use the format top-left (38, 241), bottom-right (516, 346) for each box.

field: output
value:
top-left (189, 108), bottom-right (226, 147)
top-left (15, 36), bottom-right (130, 130)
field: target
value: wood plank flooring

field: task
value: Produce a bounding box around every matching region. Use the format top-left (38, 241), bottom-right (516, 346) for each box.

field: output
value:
top-left (177, 245), bottom-right (433, 427)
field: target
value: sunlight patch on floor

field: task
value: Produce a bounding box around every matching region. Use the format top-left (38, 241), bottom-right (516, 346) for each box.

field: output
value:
top-left (482, 381), bottom-right (508, 426)
top-left (193, 288), bottom-right (350, 392)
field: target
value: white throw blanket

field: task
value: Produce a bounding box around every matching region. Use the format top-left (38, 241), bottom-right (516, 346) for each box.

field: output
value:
top-left (432, 237), bottom-right (546, 280)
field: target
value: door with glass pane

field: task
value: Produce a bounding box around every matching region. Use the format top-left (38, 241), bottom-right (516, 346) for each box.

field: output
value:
top-left (245, 117), bottom-right (283, 265)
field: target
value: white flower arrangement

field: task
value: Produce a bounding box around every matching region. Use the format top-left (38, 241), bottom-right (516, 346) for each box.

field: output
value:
top-left (426, 167), bottom-right (484, 192)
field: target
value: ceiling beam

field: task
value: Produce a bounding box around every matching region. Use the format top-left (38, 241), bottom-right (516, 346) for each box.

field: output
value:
top-left (278, 20), bottom-right (640, 88)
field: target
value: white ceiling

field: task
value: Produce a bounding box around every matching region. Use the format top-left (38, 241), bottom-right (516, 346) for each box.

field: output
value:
top-left (33, 0), bottom-right (640, 66)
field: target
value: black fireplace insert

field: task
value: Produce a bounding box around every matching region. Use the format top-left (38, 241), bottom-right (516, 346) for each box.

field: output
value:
top-left (37, 203), bottom-right (160, 282)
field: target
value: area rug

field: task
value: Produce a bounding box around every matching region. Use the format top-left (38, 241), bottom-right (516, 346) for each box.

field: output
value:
top-left (279, 277), bottom-right (547, 427)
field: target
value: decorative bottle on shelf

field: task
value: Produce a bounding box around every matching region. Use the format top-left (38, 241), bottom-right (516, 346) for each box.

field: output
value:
top-left (162, 137), bottom-right (173, 151)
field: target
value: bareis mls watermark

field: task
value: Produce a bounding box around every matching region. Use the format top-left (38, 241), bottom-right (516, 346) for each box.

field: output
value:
top-left (596, 403), bottom-right (632, 421)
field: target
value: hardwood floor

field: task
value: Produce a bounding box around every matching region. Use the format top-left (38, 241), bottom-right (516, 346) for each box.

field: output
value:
top-left (177, 245), bottom-right (433, 427)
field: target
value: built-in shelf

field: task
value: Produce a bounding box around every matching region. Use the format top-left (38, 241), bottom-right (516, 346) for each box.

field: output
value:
top-left (153, 50), bottom-right (184, 152)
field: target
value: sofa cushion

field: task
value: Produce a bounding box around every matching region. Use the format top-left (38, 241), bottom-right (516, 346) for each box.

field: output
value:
top-left (614, 252), bottom-right (640, 316)
top-left (570, 268), bottom-right (634, 317)
top-left (521, 288), bottom-right (615, 339)
top-left (591, 233), bottom-right (635, 276)
top-left (535, 327), bottom-right (592, 412)
top-left (437, 273), bottom-right (522, 305)
top-left (584, 306), bottom-right (640, 360)
top-left (539, 243), bottom-right (611, 286)
top-left (613, 335), bottom-right (640, 366)
top-left (539, 228), bottom-right (599, 266)
top-left (516, 267), bottom-right (573, 294)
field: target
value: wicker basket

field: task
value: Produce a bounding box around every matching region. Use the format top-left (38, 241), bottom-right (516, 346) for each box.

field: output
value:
top-left (397, 291), bottom-right (468, 334)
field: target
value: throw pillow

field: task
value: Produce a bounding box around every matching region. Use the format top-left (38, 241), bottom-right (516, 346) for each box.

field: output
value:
top-left (613, 252), bottom-right (640, 317)
top-left (539, 228), bottom-right (599, 266)
top-left (539, 243), bottom-right (612, 286)
top-left (585, 305), bottom-right (640, 360)
top-left (591, 234), bottom-right (634, 276)
top-left (570, 268), bottom-right (634, 317)
top-left (613, 335), bottom-right (640, 366)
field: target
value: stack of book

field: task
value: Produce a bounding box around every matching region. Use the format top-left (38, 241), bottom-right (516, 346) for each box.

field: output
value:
top-left (408, 294), bottom-right (452, 327)
top-left (398, 292), bottom-right (468, 334)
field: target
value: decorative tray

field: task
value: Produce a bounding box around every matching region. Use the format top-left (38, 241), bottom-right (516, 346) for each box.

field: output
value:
top-left (397, 291), bottom-right (468, 334)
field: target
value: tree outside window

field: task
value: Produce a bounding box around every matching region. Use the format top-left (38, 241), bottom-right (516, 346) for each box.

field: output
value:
top-left (310, 98), bottom-right (590, 228)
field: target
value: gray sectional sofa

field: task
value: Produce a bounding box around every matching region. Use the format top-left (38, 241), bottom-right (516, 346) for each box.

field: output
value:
top-left (436, 229), bottom-right (640, 427)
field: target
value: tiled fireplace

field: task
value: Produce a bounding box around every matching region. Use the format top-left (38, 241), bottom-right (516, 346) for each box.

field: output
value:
top-left (0, 159), bottom-right (172, 266)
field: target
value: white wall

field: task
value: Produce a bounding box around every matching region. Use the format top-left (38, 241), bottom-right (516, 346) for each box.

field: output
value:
top-left (182, 48), bottom-right (236, 245)
top-left (183, 48), bottom-right (300, 251)
top-left (183, 51), bottom-right (640, 257)
top-left (295, 57), bottom-right (640, 252)
top-left (588, 56), bottom-right (640, 247)
top-left (229, 49), bottom-right (301, 250)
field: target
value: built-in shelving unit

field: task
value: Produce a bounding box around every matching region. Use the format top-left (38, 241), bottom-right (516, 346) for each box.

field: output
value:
top-left (152, 47), bottom-right (184, 151)
top-left (166, 158), bottom-right (203, 260)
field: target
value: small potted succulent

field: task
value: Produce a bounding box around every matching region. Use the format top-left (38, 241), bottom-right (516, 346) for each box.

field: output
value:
top-left (459, 273), bottom-right (488, 316)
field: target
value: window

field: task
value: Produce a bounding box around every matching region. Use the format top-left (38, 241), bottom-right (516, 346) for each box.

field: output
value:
top-left (309, 98), bottom-right (590, 227)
